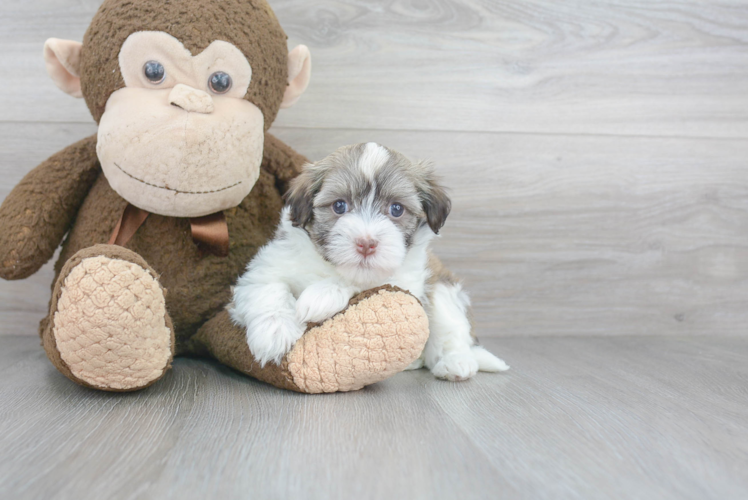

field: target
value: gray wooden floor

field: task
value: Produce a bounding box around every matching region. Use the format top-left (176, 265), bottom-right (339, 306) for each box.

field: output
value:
top-left (1, 335), bottom-right (747, 500)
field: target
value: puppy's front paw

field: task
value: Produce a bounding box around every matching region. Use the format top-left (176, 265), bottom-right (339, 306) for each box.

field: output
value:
top-left (246, 315), bottom-right (305, 367)
top-left (431, 352), bottom-right (479, 382)
top-left (295, 282), bottom-right (354, 324)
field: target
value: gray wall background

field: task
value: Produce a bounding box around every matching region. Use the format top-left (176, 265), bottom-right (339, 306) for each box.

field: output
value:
top-left (2, 0), bottom-right (747, 338)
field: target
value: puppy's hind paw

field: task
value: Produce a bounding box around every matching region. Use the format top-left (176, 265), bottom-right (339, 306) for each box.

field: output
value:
top-left (246, 315), bottom-right (305, 367)
top-left (431, 352), bottom-right (479, 382)
top-left (471, 345), bottom-right (510, 372)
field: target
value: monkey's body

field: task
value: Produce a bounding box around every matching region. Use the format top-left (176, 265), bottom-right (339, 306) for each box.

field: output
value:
top-left (46, 133), bottom-right (294, 351)
top-left (0, 0), bottom-right (431, 393)
top-left (4, 128), bottom-right (428, 394)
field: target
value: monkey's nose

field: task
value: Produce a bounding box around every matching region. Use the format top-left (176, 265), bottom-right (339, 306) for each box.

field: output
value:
top-left (169, 83), bottom-right (215, 114)
top-left (356, 238), bottom-right (378, 257)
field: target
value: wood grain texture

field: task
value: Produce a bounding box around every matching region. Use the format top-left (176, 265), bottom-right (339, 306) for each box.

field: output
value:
top-left (3, 123), bottom-right (746, 337)
top-left (2, 0), bottom-right (748, 137)
top-left (1, 335), bottom-right (747, 500)
top-left (2, 1), bottom-right (747, 499)
top-left (1, 0), bottom-right (746, 337)
top-left (270, 128), bottom-right (748, 337)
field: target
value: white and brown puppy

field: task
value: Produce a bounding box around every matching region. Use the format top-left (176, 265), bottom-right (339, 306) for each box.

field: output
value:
top-left (230, 143), bottom-right (509, 381)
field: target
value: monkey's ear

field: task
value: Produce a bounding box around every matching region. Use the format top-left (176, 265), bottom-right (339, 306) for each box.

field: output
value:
top-left (281, 45), bottom-right (312, 109)
top-left (284, 165), bottom-right (319, 228)
top-left (416, 162), bottom-right (452, 234)
top-left (43, 38), bottom-right (83, 98)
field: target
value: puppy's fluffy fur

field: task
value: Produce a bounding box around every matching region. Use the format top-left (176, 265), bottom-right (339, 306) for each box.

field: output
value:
top-left (230, 143), bottom-right (508, 381)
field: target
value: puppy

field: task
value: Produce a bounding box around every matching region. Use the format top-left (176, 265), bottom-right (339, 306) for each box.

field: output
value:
top-left (230, 142), bottom-right (509, 381)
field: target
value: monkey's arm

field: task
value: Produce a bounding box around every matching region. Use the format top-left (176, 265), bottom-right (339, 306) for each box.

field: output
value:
top-left (0, 135), bottom-right (100, 280)
top-left (261, 133), bottom-right (309, 194)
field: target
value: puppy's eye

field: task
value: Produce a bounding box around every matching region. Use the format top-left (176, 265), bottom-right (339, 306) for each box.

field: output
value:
top-left (332, 200), bottom-right (348, 215)
top-left (209, 72), bottom-right (232, 94)
top-left (143, 61), bottom-right (166, 84)
top-left (389, 203), bottom-right (404, 218)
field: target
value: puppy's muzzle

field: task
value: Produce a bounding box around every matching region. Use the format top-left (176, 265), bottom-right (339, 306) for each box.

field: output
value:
top-left (355, 238), bottom-right (378, 257)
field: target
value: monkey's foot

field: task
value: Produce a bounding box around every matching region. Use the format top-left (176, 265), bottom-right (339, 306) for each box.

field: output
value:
top-left (42, 245), bottom-right (174, 391)
top-left (287, 286), bottom-right (430, 392)
top-left (192, 285), bottom-right (430, 393)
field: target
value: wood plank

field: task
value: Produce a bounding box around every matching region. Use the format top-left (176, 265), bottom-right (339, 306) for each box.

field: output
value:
top-left (2, 123), bottom-right (747, 337)
top-left (0, 335), bottom-right (511, 500)
top-left (2, 0), bottom-right (748, 138)
top-left (431, 336), bottom-right (748, 500)
top-left (1, 335), bottom-right (747, 499)
top-left (273, 128), bottom-right (748, 337)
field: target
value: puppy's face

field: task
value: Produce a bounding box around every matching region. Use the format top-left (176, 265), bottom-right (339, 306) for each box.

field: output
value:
top-left (286, 143), bottom-right (451, 286)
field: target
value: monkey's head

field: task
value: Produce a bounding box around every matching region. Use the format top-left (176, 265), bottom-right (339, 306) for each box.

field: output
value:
top-left (43, 0), bottom-right (311, 217)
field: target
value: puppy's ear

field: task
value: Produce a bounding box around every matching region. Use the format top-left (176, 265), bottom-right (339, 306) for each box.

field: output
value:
top-left (285, 163), bottom-right (323, 228)
top-left (416, 161), bottom-right (451, 234)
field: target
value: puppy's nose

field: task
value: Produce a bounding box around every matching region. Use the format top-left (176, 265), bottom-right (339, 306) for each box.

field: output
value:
top-left (356, 238), bottom-right (378, 257)
top-left (169, 83), bottom-right (215, 114)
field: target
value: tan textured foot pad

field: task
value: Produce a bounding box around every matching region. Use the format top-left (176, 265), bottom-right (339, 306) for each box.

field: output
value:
top-left (285, 287), bottom-right (429, 393)
top-left (51, 247), bottom-right (173, 391)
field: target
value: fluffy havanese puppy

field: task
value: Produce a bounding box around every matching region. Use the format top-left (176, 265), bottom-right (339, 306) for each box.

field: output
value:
top-left (230, 143), bottom-right (509, 381)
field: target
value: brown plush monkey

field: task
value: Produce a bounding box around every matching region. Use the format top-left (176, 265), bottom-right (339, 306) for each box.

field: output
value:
top-left (0, 0), bottom-right (429, 393)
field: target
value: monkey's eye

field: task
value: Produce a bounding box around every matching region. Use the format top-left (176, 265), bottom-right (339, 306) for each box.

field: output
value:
top-left (143, 61), bottom-right (165, 84)
top-left (332, 200), bottom-right (348, 215)
top-left (209, 72), bottom-right (232, 94)
top-left (389, 203), bottom-right (404, 218)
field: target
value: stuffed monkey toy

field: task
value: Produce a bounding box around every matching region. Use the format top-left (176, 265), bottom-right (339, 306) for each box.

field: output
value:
top-left (0, 0), bottom-right (429, 393)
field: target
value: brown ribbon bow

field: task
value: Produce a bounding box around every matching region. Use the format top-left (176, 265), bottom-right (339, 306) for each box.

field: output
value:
top-left (108, 204), bottom-right (230, 257)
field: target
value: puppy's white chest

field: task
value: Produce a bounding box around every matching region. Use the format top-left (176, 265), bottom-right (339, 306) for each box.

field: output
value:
top-left (386, 263), bottom-right (429, 303)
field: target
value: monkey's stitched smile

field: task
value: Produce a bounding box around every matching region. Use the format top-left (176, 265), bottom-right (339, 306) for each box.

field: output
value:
top-left (113, 163), bottom-right (243, 195)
